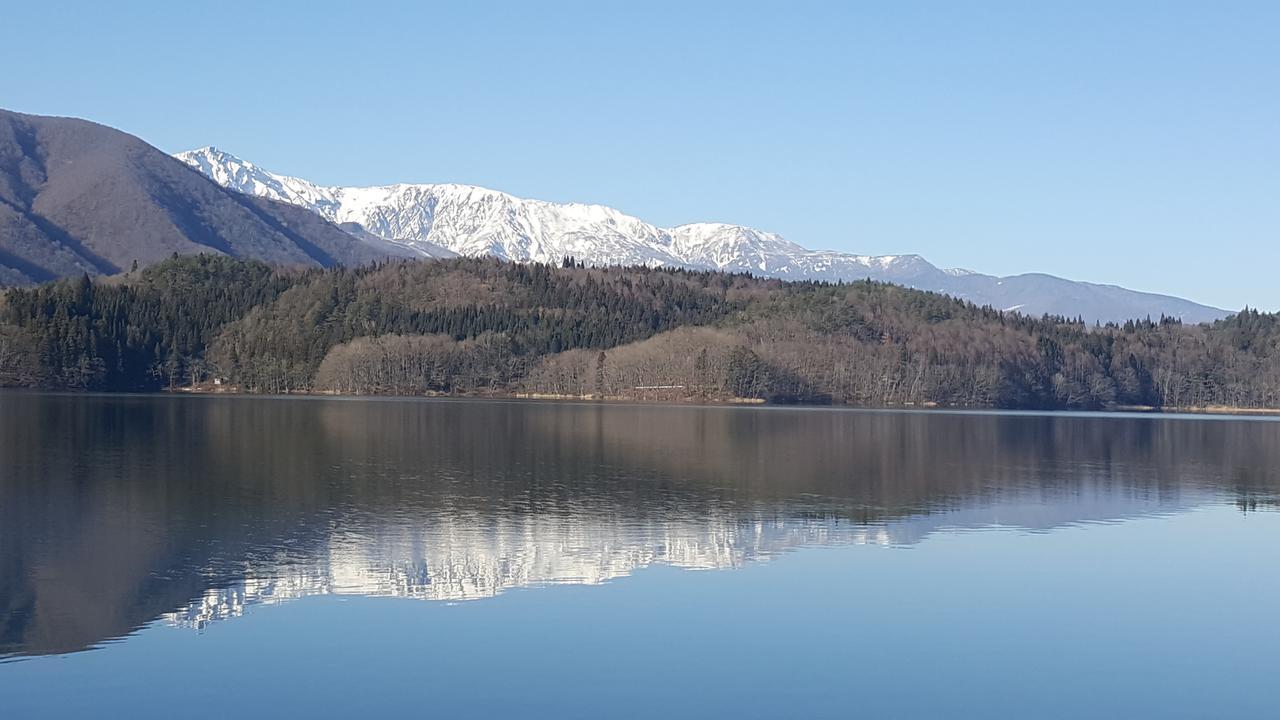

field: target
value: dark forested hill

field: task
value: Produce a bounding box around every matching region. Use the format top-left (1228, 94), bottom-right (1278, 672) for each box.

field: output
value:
top-left (1, 254), bottom-right (1275, 410)
top-left (0, 109), bottom-right (405, 285)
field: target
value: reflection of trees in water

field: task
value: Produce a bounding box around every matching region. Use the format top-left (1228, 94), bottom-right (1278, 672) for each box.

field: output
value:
top-left (2, 395), bottom-right (1278, 657)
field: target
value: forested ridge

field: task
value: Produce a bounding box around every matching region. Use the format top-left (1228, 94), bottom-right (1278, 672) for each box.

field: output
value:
top-left (2, 254), bottom-right (1277, 410)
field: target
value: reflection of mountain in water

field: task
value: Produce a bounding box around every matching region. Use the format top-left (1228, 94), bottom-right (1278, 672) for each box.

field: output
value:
top-left (165, 492), bottom-right (1201, 629)
top-left (3, 395), bottom-right (1278, 656)
top-left (167, 517), bottom-right (899, 627)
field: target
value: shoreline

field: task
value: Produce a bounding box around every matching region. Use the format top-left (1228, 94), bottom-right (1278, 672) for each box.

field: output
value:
top-left (7, 385), bottom-right (1276, 418)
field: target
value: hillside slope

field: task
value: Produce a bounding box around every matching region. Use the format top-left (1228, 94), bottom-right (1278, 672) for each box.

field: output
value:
top-left (2, 256), bottom-right (1276, 409)
top-left (0, 109), bottom-right (406, 285)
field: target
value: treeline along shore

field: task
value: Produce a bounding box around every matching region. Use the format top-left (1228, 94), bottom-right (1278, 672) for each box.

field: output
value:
top-left (1, 255), bottom-right (1277, 411)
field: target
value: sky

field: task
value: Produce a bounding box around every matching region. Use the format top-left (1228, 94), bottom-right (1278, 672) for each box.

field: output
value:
top-left (3, 1), bottom-right (1277, 310)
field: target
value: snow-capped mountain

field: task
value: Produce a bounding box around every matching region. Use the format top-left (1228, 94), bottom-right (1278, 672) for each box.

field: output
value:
top-left (177, 147), bottom-right (1230, 323)
top-left (175, 147), bottom-right (960, 279)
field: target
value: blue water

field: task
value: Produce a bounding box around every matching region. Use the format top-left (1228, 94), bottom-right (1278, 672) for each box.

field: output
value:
top-left (1, 394), bottom-right (1277, 718)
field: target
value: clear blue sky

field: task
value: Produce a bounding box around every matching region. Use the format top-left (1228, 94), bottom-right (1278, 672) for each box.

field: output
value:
top-left (4, 1), bottom-right (1277, 310)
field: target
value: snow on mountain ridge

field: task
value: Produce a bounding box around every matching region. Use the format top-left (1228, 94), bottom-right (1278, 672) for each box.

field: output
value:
top-left (175, 147), bottom-right (910, 275)
top-left (175, 147), bottom-right (1230, 324)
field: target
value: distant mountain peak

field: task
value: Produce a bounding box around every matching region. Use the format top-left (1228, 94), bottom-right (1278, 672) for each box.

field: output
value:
top-left (176, 147), bottom-right (1230, 324)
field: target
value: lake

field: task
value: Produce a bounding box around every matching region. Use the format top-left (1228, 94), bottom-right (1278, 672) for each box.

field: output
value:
top-left (1, 393), bottom-right (1277, 718)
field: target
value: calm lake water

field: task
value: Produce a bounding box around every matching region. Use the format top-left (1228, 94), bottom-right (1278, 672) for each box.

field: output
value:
top-left (1, 393), bottom-right (1278, 718)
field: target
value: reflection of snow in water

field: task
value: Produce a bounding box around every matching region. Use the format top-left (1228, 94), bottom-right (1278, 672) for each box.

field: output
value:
top-left (165, 485), bottom-right (1204, 629)
top-left (165, 515), bottom-right (898, 628)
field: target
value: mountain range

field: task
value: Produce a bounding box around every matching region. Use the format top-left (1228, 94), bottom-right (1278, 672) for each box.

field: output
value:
top-left (178, 146), bottom-right (1229, 324)
top-left (0, 108), bottom-right (1230, 323)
